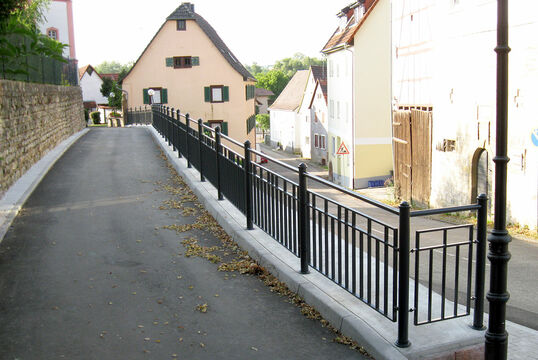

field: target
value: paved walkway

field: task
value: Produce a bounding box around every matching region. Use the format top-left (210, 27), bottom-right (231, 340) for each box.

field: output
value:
top-left (0, 129), bottom-right (366, 359)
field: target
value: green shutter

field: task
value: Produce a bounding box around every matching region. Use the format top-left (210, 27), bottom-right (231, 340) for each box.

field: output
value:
top-left (221, 121), bottom-right (228, 136)
top-left (143, 88), bottom-right (149, 104)
top-left (161, 88), bottom-right (168, 104)
top-left (192, 56), bottom-right (199, 66)
top-left (204, 87), bottom-right (210, 102)
top-left (245, 85), bottom-right (248, 100)
top-left (165, 57), bottom-right (173, 67)
top-left (222, 86), bottom-right (229, 102)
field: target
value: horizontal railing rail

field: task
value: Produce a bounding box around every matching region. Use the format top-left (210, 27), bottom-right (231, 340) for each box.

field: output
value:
top-left (148, 105), bottom-right (488, 347)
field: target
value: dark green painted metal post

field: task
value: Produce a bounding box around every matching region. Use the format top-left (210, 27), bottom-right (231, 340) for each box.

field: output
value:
top-left (170, 108), bottom-right (176, 152)
top-left (486, 0), bottom-right (511, 358)
top-left (215, 126), bottom-right (223, 200)
top-left (176, 109), bottom-right (182, 158)
top-left (243, 140), bottom-right (253, 230)
top-left (298, 163), bottom-right (309, 274)
top-left (396, 201), bottom-right (410, 348)
top-left (198, 119), bottom-right (205, 182)
top-left (473, 193), bottom-right (488, 330)
top-left (185, 114), bottom-right (191, 168)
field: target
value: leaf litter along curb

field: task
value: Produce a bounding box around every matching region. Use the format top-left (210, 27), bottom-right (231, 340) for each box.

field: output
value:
top-left (157, 151), bottom-right (372, 358)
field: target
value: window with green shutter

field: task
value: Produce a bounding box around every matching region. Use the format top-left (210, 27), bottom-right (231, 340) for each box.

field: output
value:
top-left (222, 86), bottom-right (229, 102)
top-left (192, 56), bottom-right (200, 66)
top-left (165, 57), bottom-right (173, 67)
top-left (245, 85), bottom-right (255, 100)
top-left (221, 121), bottom-right (228, 136)
top-left (161, 88), bottom-right (168, 104)
top-left (205, 85), bottom-right (229, 103)
top-left (246, 114), bottom-right (256, 134)
top-left (143, 89), bottom-right (149, 104)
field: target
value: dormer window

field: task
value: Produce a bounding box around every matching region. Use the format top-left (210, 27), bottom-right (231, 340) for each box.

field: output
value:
top-left (177, 20), bottom-right (186, 31)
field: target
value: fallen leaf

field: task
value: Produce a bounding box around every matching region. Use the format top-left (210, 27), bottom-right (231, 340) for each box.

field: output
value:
top-left (195, 303), bottom-right (208, 313)
top-left (144, 337), bottom-right (150, 341)
top-left (200, 342), bottom-right (205, 348)
top-left (251, 347), bottom-right (258, 351)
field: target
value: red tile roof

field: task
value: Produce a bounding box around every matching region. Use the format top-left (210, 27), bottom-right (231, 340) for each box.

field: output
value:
top-left (100, 73), bottom-right (119, 81)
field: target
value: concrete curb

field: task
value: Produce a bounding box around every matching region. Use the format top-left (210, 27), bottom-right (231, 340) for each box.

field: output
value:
top-left (0, 128), bottom-right (90, 243)
top-left (149, 127), bottom-right (407, 360)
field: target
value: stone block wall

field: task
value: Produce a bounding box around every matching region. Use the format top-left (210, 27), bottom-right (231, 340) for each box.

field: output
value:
top-left (0, 80), bottom-right (85, 196)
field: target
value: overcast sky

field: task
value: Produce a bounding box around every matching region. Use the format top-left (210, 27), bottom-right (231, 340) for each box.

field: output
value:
top-left (72, 0), bottom-right (352, 68)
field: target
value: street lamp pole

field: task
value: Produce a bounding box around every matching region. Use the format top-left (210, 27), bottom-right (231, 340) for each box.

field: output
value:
top-left (485, 0), bottom-right (511, 359)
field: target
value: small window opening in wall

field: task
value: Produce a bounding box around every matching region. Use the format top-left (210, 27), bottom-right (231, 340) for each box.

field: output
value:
top-left (174, 56), bottom-right (191, 68)
top-left (177, 20), bottom-right (186, 31)
top-left (211, 85), bottom-right (223, 102)
top-left (47, 28), bottom-right (58, 40)
top-left (437, 139), bottom-right (456, 152)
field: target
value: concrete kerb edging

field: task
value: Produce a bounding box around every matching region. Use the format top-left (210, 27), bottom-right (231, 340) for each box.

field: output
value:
top-left (149, 127), bottom-right (406, 360)
top-left (0, 128), bottom-right (90, 243)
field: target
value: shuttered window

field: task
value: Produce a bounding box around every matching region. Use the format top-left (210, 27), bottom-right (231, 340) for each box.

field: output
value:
top-left (204, 85), bottom-right (229, 103)
top-left (143, 88), bottom-right (168, 104)
top-left (245, 84), bottom-right (255, 100)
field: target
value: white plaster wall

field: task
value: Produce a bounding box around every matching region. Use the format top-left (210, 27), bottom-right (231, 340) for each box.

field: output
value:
top-left (327, 50), bottom-right (354, 187)
top-left (269, 110), bottom-right (297, 151)
top-left (396, 0), bottom-right (538, 228)
top-left (298, 70), bottom-right (318, 158)
top-left (40, 1), bottom-right (70, 58)
top-left (80, 72), bottom-right (107, 104)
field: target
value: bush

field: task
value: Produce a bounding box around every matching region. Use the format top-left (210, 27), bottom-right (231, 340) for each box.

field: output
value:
top-left (90, 111), bottom-right (100, 124)
top-left (109, 111), bottom-right (122, 118)
top-left (84, 108), bottom-right (89, 122)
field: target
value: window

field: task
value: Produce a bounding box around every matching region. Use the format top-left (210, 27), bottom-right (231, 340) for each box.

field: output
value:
top-left (245, 84), bottom-right (255, 100)
top-left (47, 28), bottom-right (58, 40)
top-left (314, 134), bottom-right (319, 148)
top-left (204, 85), bottom-right (229, 103)
top-left (177, 20), bottom-right (186, 31)
top-left (174, 56), bottom-right (191, 68)
top-left (320, 135), bottom-right (326, 150)
top-left (336, 101), bottom-right (340, 119)
top-left (332, 137), bottom-right (336, 154)
top-left (143, 88), bottom-right (168, 104)
top-left (329, 100), bottom-right (334, 118)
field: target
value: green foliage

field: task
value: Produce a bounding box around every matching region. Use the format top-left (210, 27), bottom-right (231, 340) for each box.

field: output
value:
top-left (0, 0), bottom-right (66, 79)
top-left (84, 108), bottom-right (89, 122)
top-left (0, 0), bottom-right (26, 24)
top-left (255, 114), bottom-right (270, 131)
top-left (245, 62), bottom-right (268, 76)
top-left (95, 60), bottom-right (133, 75)
top-left (255, 70), bottom-right (289, 101)
top-left (109, 111), bottom-right (122, 118)
top-left (273, 53), bottom-right (325, 79)
top-left (90, 111), bottom-right (101, 124)
top-left (100, 77), bottom-right (122, 108)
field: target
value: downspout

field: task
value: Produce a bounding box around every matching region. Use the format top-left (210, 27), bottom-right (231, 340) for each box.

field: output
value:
top-left (344, 44), bottom-right (355, 189)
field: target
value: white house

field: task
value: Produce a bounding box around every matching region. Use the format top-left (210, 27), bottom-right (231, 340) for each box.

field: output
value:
top-left (79, 65), bottom-right (108, 112)
top-left (309, 72), bottom-right (329, 165)
top-left (269, 70), bottom-right (309, 152)
top-left (393, 0), bottom-right (538, 228)
top-left (39, 0), bottom-right (76, 60)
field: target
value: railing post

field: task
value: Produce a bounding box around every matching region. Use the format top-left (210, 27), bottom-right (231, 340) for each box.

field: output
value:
top-left (198, 119), bottom-right (205, 182)
top-left (215, 126), bottom-right (223, 200)
top-left (170, 108), bottom-right (176, 151)
top-left (185, 113), bottom-right (191, 168)
top-left (473, 193), bottom-right (488, 329)
top-left (167, 107), bottom-right (172, 146)
top-left (396, 201), bottom-right (411, 348)
top-left (243, 140), bottom-right (253, 230)
top-left (176, 109), bottom-right (182, 158)
top-left (298, 163), bottom-right (309, 274)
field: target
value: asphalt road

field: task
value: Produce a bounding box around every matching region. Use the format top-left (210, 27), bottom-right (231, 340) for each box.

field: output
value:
top-left (258, 143), bottom-right (538, 331)
top-left (0, 128), bottom-right (366, 360)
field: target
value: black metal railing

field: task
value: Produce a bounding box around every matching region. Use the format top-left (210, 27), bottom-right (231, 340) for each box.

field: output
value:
top-left (125, 106), bottom-right (153, 125)
top-left (149, 105), bottom-right (488, 347)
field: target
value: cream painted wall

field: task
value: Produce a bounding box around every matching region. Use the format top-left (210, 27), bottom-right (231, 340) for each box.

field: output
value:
top-left (122, 19), bottom-right (255, 146)
top-left (352, 0), bottom-right (393, 187)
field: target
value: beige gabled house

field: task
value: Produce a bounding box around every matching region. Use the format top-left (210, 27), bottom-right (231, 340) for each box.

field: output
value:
top-left (122, 2), bottom-right (256, 143)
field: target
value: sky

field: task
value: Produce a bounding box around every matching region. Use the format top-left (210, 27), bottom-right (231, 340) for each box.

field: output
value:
top-left (72, 0), bottom-right (353, 68)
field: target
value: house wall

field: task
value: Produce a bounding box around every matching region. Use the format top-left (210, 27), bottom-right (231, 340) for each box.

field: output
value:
top-left (269, 110), bottom-right (298, 152)
top-left (310, 86), bottom-right (328, 165)
top-left (353, 0), bottom-right (393, 188)
top-left (80, 71), bottom-right (107, 105)
top-left (257, 96), bottom-right (270, 114)
top-left (394, 0), bottom-right (538, 228)
top-left (298, 70), bottom-right (319, 159)
top-left (327, 50), bottom-right (354, 187)
top-left (39, 0), bottom-right (75, 59)
top-left (122, 19), bottom-right (255, 146)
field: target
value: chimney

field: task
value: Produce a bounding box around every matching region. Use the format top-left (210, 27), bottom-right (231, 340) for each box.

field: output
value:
top-left (182, 2), bottom-right (194, 12)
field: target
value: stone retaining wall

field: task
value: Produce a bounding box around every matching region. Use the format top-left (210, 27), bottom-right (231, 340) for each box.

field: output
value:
top-left (0, 80), bottom-right (85, 196)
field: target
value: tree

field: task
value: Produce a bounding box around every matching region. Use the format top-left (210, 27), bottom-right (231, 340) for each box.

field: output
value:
top-left (255, 70), bottom-right (289, 101)
top-left (100, 77), bottom-right (122, 109)
top-left (256, 114), bottom-right (270, 136)
top-left (96, 60), bottom-right (133, 74)
top-left (273, 52), bottom-right (325, 79)
top-left (245, 62), bottom-right (268, 76)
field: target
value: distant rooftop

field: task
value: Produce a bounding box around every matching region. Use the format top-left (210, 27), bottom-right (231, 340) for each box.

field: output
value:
top-left (269, 70), bottom-right (309, 112)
